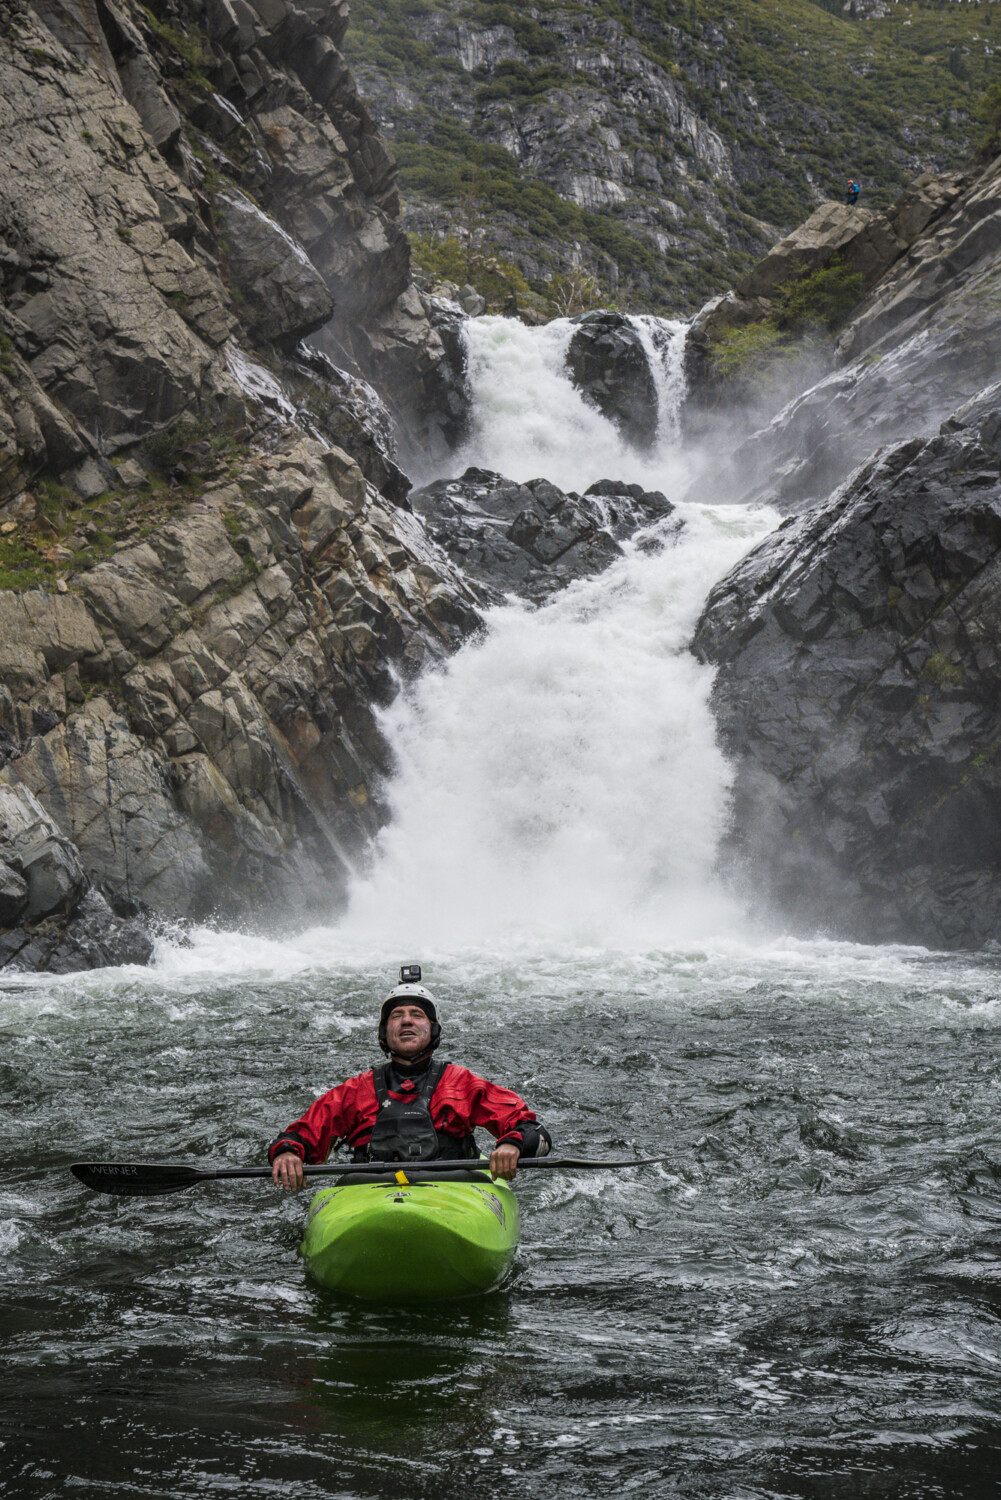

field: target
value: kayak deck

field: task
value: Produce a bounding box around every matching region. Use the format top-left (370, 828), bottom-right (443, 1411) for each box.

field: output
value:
top-left (300, 1171), bottom-right (520, 1301)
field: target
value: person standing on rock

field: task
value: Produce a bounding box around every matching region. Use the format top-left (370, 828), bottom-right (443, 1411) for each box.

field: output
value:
top-left (846, 179), bottom-right (861, 206)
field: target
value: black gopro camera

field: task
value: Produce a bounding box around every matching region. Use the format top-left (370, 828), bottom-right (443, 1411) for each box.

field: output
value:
top-left (400, 964), bottom-right (422, 984)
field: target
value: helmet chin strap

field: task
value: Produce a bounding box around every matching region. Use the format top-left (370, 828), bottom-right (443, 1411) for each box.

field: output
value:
top-left (390, 1044), bottom-right (433, 1065)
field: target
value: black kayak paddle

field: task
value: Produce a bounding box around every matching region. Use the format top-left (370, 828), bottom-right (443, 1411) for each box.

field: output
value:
top-left (71, 1156), bottom-right (670, 1198)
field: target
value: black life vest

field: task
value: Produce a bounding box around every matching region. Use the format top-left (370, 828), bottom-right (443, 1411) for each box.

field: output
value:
top-left (362, 1060), bottom-right (476, 1163)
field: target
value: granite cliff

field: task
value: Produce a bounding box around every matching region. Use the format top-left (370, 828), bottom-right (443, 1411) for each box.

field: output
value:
top-left (0, 0), bottom-right (491, 968)
top-left (691, 147), bottom-right (1001, 950)
top-left (0, 0), bottom-right (662, 970)
top-left (345, 0), bottom-right (996, 313)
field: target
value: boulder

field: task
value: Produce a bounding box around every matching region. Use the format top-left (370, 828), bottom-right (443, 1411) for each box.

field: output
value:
top-left (565, 311), bottom-right (659, 450)
top-left (736, 202), bottom-right (879, 301)
top-left (0, 888), bottom-right (154, 974)
top-left (410, 468), bottom-right (674, 604)
top-left (692, 400), bottom-right (1001, 950)
top-left (214, 189), bottom-right (335, 347)
top-left (0, 782), bottom-right (86, 918)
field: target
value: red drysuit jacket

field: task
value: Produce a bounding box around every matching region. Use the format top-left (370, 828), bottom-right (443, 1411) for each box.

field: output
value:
top-left (268, 1062), bottom-right (540, 1164)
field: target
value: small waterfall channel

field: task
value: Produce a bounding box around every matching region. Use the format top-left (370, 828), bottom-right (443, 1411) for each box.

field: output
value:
top-left (451, 313), bottom-right (689, 491)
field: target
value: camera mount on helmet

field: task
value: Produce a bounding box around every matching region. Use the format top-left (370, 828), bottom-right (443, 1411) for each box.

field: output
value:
top-left (378, 963), bottom-right (442, 1055)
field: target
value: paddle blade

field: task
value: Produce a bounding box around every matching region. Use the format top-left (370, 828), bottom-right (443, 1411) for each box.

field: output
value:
top-left (71, 1162), bottom-right (205, 1197)
top-left (519, 1155), bottom-right (671, 1170)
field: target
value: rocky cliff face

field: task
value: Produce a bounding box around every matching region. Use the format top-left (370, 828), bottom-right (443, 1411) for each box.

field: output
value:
top-left (689, 150), bottom-right (1001, 950)
top-left (713, 151), bottom-right (1001, 516)
top-left (0, 0), bottom-right (485, 967)
top-left (693, 387), bottom-right (1001, 950)
top-left (345, 0), bottom-right (993, 312)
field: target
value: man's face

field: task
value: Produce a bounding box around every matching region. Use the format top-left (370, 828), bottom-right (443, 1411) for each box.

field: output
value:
top-left (386, 1004), bottom-right (432, 1058)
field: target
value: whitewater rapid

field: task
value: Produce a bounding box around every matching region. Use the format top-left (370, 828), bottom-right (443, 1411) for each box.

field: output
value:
top-left (451, 314), bottom-right (690, 493)
top-left (337, 314), bottom-right (776, 950)
top-left (344, 501), bottom-right (774, 950)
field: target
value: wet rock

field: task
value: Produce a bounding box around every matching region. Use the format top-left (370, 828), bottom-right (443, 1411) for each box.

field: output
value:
top-left (0, 888), bottom-right (153, 974)
top-left (417, 294), bottom-right (472, 458)
top-left (214, 189), bottom-right (334, 347)
top-left (285, 346), bottom-right (410, 505)
top-left (566, 311), bottom-right (659, 450)
top-left (4, 698), bottom-right (213, 918)
top-left (0, 782), bottom-right (86, 918)
top-left (411, 468), bottom-right (673, 604)
top-left (0, 859), bottom-right (29, 925)
top-left (693, 400), bottom-right (1001, 950)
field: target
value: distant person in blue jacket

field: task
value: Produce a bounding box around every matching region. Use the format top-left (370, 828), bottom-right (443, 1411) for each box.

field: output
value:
top-left (846, 179), bottom-right (861, 206)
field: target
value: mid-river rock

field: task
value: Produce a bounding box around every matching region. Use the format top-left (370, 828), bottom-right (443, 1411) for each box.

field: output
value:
top-left (693, 402), bottom-right (1001, 950)
top-left (410, 468), bottom-right (674, 603)
top-left (566, 312), bottom-right (660, 450)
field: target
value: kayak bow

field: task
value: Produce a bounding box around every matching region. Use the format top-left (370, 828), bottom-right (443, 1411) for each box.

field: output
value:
top-left (300, 1167), bottom-right (519, 1300)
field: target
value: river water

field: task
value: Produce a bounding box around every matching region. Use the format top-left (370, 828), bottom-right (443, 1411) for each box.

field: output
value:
top-left (3, 319), bottom-right (1001, 1498)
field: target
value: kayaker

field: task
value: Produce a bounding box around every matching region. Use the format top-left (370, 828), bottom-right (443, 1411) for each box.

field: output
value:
top-left (269, 967), bottom-right (552, 1192)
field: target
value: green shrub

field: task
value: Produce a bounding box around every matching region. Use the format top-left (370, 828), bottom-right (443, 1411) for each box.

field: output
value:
top-left (411, 232), bottom-right (534, 309)
top-left (0, 533), bottom-right (58, 592)
top-left (777, 256), bottom-right (864, 334)
top-left (707, 320), bottom-right (785, 383)
top-left (544, 270), bottom-right (605, 317)
top-left (139, 416), bottom-right (212, 475)
top-left (975, 82), bottom-right (1001, 157)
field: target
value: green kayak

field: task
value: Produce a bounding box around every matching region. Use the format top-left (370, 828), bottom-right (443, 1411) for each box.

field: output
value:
top-left (300, 1167), bottom-right (520, 1301)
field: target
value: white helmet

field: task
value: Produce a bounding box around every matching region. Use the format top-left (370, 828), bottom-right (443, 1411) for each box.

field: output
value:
top-left (378, 966), bottom-right (441, 1054)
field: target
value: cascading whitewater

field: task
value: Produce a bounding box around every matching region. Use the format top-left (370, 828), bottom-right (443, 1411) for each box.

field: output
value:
top-left (451, 314), bottom-right (690, 493)
top-left (344, 504), bottom-right (775, 950)
top-left (341, 314), bottom-right (777, 951)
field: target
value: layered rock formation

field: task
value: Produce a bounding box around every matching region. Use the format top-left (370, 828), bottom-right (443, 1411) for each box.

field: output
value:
top-left (686, 149), bottom-right (1001, 950)
top-left (1, 445), bottom-right (479, 938)
top-left (0, 0), bottom-right (484, 967)
top-left (685, 169), bottom-right (969, 415)
top-left (410, 469), bottom-right (674, 604)
top-left (0, 782), bottom-right (152, 971)
top-left (694, 388), bottom-right (1001, 949)
top-left (704, 151), bottom-right (1001, 513)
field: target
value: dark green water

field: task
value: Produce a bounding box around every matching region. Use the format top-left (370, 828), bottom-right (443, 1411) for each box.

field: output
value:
top-left (3, 937), bottom-right (1001, 1498)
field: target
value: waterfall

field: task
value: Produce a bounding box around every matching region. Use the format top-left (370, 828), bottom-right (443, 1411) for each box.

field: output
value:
top-left (451, 314), bottom-right (691, 494)
top-left (340, 315), bottom-right (777, 952)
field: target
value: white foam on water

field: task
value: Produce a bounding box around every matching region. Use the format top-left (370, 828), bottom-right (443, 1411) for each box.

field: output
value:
top-left (452, 314), bottom-right (691, 494)
top-left (340, 500), bottom-right (778, 950)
